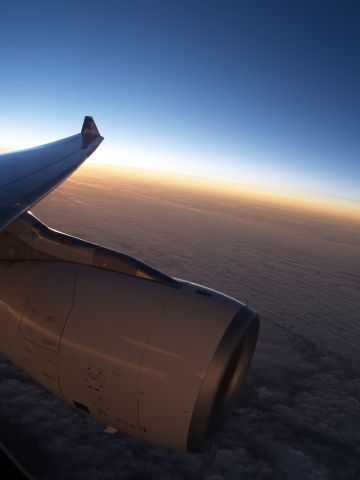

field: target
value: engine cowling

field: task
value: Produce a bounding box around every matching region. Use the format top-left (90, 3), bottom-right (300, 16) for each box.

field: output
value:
top-left (0, 260), bottom-right (259, 451)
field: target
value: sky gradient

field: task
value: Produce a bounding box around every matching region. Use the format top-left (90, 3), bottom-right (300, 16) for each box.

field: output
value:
top-left (1, 0), bottom-right (359, 209)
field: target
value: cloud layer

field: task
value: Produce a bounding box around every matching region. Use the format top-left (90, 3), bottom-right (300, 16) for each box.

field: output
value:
top-left (1, 166), bottom-right (360, 479)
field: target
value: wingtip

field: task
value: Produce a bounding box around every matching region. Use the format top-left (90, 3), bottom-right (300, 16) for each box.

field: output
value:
top-left (81, 116), bottom-right (100, 137)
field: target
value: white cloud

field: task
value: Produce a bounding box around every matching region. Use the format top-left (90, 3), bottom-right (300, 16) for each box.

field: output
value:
top-left (1, 169), bottom-right (360, 479)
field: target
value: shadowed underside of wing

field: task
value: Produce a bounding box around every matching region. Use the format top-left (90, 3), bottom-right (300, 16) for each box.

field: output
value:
top-left (0, 116), bottom-right (103, 233)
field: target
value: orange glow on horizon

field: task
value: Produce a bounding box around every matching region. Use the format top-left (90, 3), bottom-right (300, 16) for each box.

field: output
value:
top-left (76, 163), bottom-right (360, 224)
top-left (1, 140), bottom-right (359, 223)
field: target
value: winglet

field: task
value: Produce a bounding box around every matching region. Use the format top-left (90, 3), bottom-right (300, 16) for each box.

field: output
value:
top-left (81, 116), bottom-right (100, 137)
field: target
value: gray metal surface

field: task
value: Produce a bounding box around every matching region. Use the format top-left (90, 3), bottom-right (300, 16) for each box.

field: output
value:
top-left (0, 117), bottom-right (103, 232)
top-left (0, 118), bottom-right (260, 452)
top-left (187, 306), bottom-right (260, 452)
top-left (1, 211), bottom-right (180, 286)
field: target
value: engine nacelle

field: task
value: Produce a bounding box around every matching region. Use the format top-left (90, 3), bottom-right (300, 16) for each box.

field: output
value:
top-left (0, 213), bottom-right (259, 451)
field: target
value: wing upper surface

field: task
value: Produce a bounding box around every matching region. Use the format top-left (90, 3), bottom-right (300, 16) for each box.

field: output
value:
top-left (0, 116), bottom-right (103, 232)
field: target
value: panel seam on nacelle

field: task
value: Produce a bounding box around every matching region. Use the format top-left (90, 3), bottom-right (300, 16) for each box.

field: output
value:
top-left (18, 267), bottom-right (53, 332)
top-left (134, 287), bottom-right (181, 440)
top-left (57, 268), bottom-right (81, 401)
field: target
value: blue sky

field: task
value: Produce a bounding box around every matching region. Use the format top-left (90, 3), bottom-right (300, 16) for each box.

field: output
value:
top-left (0, 1), bottom-right (359, 204)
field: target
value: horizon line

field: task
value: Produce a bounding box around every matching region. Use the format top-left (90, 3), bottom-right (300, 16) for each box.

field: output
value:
top-left (79, 162), bottom-right (360, 223)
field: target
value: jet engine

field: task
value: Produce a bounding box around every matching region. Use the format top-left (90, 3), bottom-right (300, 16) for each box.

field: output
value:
top-left (0, 212), bottom-right (259, 452)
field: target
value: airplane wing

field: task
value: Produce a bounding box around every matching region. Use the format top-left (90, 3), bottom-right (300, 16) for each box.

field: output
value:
top-left (0, 116), bottom-right (103, 233)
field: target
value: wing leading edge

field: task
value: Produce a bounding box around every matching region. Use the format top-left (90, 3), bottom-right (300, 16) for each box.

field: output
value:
top-left (0, 116), bottom-right (103, 233)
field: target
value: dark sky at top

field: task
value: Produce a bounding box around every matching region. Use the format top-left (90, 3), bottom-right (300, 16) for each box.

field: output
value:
top-left (0, 0), bottom-right (359, 201)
